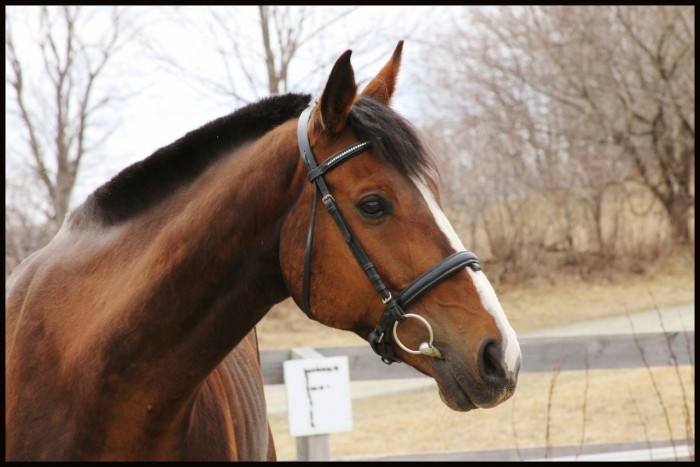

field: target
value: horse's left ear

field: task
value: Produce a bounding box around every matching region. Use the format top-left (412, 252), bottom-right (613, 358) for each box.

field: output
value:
top-left (361, 40), bottom-right (404, 105)
top-left (315, 49), bottom-right (357, 135)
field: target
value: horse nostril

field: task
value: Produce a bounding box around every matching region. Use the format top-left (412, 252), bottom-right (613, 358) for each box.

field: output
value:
top-left (478, 339), bottom-right (506, 381)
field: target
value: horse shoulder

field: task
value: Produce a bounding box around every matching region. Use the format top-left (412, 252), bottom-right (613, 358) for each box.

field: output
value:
top-left (183, 329), bottom-right (274, 461)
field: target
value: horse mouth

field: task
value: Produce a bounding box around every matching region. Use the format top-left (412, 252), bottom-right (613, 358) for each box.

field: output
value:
top-left (431, 349), bottom-right (516, 412)
top-left (433, 358), bottom-right (478, 411)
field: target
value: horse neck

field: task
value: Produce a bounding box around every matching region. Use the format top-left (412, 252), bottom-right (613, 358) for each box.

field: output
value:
top-left (92, 120), bottom-right (305, 392)
top-left (146, 120), bottom-right (303, 347)
top-left (5, 120), bottom-right (306, 460)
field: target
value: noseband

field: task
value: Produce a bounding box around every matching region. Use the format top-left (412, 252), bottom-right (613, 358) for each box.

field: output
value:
top-left (297, 106), bottom-right (481, 364)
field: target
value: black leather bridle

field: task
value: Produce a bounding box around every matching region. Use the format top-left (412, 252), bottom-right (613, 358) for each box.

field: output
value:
top-left (297, 106), bottom-right (482, 364)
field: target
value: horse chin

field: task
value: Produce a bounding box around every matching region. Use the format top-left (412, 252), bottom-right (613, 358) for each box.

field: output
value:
top-left (432, 353), bottom-right (515, 412)
top-left (432, 359), bottom-right (478, 412)
top-left (436, 385), bottom-right (477, 412)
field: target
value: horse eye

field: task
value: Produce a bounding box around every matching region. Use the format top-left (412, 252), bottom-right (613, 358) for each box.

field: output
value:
top-left (358, 196), bottom-right (386, 218)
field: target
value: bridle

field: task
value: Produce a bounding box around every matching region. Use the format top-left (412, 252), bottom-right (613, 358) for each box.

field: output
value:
top-left (297, 106), bottom-right (482, 364)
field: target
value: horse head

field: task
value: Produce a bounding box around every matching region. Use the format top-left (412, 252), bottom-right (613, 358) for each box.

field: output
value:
top-left (280, 41), bottom-right (521, 411)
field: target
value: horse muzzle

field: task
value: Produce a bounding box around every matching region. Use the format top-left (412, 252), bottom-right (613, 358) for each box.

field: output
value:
top-left (433, 339), bottom-right (521, 411)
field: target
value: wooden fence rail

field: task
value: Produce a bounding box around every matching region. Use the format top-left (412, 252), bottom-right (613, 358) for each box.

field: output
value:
top-left (260, 331), bottom-right (695, 384)
top-left (259, 331), bottom-right (694, 461)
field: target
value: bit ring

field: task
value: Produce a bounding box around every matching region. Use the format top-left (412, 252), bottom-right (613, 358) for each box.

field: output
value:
top-left (392, 313), bottom-right (434, 355)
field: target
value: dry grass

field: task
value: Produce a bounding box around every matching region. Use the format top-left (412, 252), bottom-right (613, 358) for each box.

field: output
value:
top-left (256, 250), bottom-right (694, 460)
top-left (268, 366), bottom-right (694, 460)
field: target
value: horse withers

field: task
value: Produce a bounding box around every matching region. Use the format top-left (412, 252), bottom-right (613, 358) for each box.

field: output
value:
top-left (5, 40), bottom-right (521, 460)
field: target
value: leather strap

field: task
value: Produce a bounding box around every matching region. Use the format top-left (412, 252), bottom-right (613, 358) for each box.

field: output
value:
top-left (396, 251), bottom-right (481, 309)
top-left (296, 106), bottom-right (482, 364)
top-left (301, 186), bottom-right (319, 319)
top-left (298, 107), bottom-right (388, 320)
top-left (368, 250), bottom-right (480, 363)
top-left (308, 141), bottom-right (372, 182)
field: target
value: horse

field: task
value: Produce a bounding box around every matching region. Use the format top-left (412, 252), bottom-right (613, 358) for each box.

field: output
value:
top-left (5, 40), bottom-right (521, 461)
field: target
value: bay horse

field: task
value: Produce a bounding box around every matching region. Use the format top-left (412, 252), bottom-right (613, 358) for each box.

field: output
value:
top-left (5, 41), bottom-right (521, 461)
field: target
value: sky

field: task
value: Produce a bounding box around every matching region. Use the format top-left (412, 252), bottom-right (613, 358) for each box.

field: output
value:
top-left (5, 5), bottom-right (449, 209)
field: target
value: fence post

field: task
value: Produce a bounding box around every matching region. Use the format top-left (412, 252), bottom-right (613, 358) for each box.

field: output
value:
top-left (290, 347), bottom-right (331, 461)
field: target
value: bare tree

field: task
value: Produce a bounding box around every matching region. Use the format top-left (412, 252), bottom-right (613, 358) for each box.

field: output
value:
top-left (416, 5), bottom-right (694, 272)
top-left (5, 165), bottom-right (56, 278)
top-left (147, 6), bottom-right (411, 105)
top-left (605, 6), bottom-right (695, 245)
top-left (5, 5), bottom-right (136, 275)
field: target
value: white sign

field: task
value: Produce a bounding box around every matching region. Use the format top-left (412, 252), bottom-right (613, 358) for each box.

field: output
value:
top-left (283, 356), bottom-right (353, 437)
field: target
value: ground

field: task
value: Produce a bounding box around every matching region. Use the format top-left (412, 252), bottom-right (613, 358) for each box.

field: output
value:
top-left (256, 250), bottom-right (695, 460)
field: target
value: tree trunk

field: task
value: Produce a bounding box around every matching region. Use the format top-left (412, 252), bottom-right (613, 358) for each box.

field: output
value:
top-left (663, 195), bottom-right (692, 246)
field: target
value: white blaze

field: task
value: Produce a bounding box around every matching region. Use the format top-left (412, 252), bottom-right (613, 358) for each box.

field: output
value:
top-left (412, 177), bottom-right (521, 372)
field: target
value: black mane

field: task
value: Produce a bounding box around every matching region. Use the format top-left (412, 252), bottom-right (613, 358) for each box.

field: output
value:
top-left (86, 93), bottom-right (311, 225)
top-left (348, 96), bottom-right (435, 181)
top-left (82, 92), bottom-right (433, 226)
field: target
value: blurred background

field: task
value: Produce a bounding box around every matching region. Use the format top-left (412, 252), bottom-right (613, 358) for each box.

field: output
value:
top-left (5, 5), bottom-right (694, 461)
top-left (5, 5), bottom-right (694, 279)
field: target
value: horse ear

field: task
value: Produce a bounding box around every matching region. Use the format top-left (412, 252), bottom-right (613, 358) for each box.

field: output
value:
top-left (315, 49), bottom-right (357, 135)
top-left (361, 40), bottom-right (403, 105)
